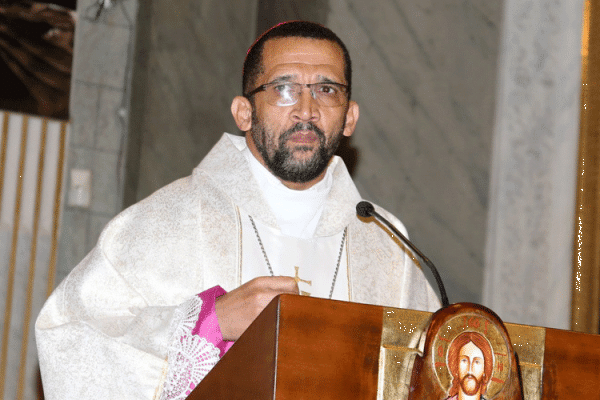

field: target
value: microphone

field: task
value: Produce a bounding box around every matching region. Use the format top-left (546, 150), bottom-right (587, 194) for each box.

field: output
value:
top-left (356, 201), bottom-right (450, 308)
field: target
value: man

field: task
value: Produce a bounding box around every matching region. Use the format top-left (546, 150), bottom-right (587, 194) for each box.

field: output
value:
top-left (36, 21), bottom-right (440, 399)
top-left (446, 332), bottom-right (494, 400)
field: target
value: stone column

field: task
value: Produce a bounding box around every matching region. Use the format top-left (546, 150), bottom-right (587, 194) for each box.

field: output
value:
top-left (483, 0), bottom-right (584, 329)
top-left (58, 0), bottom-right (139, 284)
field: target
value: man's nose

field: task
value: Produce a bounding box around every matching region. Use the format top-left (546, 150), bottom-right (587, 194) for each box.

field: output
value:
top-left (291, 87), bottom-right (319, 121)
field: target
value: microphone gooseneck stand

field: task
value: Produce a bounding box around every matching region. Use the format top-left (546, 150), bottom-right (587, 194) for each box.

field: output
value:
top-left (356, 201), bottom-right (450, 308)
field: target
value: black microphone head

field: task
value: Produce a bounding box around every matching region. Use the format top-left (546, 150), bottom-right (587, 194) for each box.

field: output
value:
top-left (356, 201), bottom-right (375, 218)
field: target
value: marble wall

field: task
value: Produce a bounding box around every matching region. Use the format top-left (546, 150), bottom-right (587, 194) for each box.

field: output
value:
top-left (125, 0), bottom-right (259, 205)
top-left (328, 0), bottom-right (503, 303)
top-left (483, 0), bottom-right (583, 329)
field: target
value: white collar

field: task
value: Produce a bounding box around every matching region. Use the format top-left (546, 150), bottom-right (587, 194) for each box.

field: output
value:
top-left (242, 144), bottom-right (336, 238)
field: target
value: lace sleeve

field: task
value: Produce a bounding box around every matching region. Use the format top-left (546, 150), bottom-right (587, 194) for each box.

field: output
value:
top-left (160, 286), bottom-right (232, 400)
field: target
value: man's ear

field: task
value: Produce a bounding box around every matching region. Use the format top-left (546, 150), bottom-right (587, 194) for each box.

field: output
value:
top-left (231, 96), bottom-right (253, 132)
top-left (342, 100), bottom-right (359, 137)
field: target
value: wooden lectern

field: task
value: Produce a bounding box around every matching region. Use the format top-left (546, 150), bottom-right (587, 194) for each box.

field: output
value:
top-left (189, 295), bottom-right (600, 399)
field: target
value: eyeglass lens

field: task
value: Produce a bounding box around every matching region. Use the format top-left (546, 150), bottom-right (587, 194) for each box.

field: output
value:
top-left (268, 83), bottom-right (346, 107)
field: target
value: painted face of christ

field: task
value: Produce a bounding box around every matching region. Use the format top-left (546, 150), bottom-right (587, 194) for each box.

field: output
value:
top-left (446, 331), bottom-right (493, 399)
top-left (458, 341), bottom-right (485, 396)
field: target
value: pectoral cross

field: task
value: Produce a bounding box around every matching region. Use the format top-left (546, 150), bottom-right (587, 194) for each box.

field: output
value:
top-left (294, 266), bottom-right (312, 296)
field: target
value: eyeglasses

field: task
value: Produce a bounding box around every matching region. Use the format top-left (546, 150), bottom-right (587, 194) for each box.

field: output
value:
top-left (244, 81), bottom-right (349, 107)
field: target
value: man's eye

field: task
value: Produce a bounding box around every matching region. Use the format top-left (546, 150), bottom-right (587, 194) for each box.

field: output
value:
top-left (273, 83), bottom-right (293, 94)
top-left (317, 84), bottom-right (338, 95)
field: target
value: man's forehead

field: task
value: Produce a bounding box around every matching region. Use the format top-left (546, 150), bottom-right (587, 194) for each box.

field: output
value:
top-left (260, 37), bottom-right (345, 82)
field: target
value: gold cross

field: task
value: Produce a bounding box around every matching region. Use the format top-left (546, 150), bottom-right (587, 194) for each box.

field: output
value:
top-left (294, 266), bottom-right (312, 296)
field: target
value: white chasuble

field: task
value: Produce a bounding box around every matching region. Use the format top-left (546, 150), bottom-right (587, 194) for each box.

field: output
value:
top-left (35, 133), bottom-right (440, 400)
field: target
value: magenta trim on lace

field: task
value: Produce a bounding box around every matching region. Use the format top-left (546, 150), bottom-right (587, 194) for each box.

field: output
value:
top-left (192, 286), bottom-right (234, 357)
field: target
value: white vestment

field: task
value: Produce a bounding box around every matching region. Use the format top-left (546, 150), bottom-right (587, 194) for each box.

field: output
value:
top-left (36, 133), bottom-right (440, 399)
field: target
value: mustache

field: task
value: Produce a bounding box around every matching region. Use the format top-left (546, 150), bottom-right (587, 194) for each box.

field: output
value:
top-left (280, 122), bottom-right (325, 141)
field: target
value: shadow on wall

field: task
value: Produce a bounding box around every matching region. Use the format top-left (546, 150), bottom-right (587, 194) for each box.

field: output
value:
top-left (36, 367), bottom-right (44, 399)
top-left (336, 135), bottom-right (358, 176)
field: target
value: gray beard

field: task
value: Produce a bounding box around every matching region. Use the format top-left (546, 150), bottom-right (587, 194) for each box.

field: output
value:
top-left (250, 114), bottom-right (344, 183)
